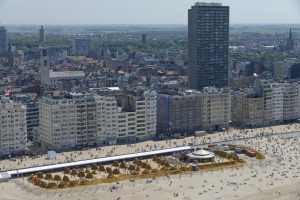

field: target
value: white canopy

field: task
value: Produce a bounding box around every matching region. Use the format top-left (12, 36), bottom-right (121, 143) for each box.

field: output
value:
top-left (187, 149), bottom-right (215, 160)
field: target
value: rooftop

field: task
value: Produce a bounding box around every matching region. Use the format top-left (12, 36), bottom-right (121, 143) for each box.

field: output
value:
top-left (49, 71), bottom-right (85, 79)
top-left (194, 2), bottom-right (223, 7)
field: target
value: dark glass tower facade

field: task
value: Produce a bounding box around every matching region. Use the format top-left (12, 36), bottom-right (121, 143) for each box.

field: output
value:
top-left (188, 2), bottom-right (229, 89)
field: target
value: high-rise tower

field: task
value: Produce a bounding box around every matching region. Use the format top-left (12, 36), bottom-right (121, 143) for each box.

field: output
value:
top-left (188, 2), bottom-right (229, 89)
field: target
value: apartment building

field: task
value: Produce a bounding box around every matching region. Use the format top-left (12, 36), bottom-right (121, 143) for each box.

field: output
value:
top-left (0, 97), bottom-right (27, 156)
top-left (199, 87), bottom-right (231, 131)
top-left (283, 82), bottom-right (300, 121)
top-left (13, 94), bottom-right (39, 142)
top-left (39, 93), bottom-right (97, 150)
top-left (94, 88), bottom-right (157, 144)
top-left (157, 87), bottom-right (231, 135)
top-left (157, 90), bottom-right (202, 136)
top-left (252, 79), bottom-right (300, 125)
top-left (231, 90), bottom-right (265, 127)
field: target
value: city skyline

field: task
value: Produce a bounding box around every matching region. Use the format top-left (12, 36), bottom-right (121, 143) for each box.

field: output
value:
top-left (0, 0), bottom-right (299, 25)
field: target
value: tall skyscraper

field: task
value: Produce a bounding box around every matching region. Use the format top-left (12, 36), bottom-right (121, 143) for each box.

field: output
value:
top-left (0, 26), bottom-right (8, 55)
top-left (39, 25), bottom-right (46, 44)
top-left (188, 2), bottom-right (229, 89)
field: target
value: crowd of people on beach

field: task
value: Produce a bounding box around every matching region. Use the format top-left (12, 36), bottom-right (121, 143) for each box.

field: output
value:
top-left (1, 123), bottom-right (300, 172)
top-left (2, 123), bottom-right (300, 199)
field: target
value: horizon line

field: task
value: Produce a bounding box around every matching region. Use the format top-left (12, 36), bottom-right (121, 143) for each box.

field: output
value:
top-left (1, 23), bottom-right (300, 26)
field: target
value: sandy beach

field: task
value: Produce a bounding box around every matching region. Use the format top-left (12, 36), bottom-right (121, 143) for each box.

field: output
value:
top-left (1, 124), bottom-right (300, 199)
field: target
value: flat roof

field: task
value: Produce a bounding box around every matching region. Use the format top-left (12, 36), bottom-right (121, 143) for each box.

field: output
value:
top-left (50, 71), bottom-right (85, 79)
top-left (6, 146), bottom-right (192, 177)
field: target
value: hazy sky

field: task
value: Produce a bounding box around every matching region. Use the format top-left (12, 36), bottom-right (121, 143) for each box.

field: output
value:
top-left (0, 0), bottom-right (299, 25)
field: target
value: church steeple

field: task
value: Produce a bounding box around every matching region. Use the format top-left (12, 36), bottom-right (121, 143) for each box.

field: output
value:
top-left (287, 27), bottom-right (295, 51)
top-left (39, 25), bottom-right (46, 44)
top-left (289, 28), bottom-right (293, 40)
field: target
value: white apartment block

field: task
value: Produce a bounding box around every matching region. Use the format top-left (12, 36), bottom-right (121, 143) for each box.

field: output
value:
top-left (0, 97), bottom-right (27, 156)
top-left (255, 80), bottom-right (300, 125)
top-left (94, 95), bottom-right (119, 145)
top-left (135, 91), bottom-right (157, 140)
top-left (95, 89), bottom-right (157, 144)
top-left (39, 89), bottom-right (157, 150)
top-left (39, 93), bottom-right (97, 150)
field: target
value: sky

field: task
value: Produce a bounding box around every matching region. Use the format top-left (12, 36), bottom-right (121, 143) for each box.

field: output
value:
top-left (0, 0), bottom-right (299, 25)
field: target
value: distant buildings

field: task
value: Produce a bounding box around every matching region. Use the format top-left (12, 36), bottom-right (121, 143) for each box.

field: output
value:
top-left (40, 48), bottom-right (85, 89)
top-left (273, 58), bottom-right (298, 80)
top-left (39, 88), bottom-right (157, 150)
top-left (188, 3), bottom-right (229, 89)
top-left (0, 26), bottom-right (8, 55)
top-left (73, 38), bottom-right (90, 56)
top-left (0, 97), bottom-right (27, 156)
top-left (157, 87), bottom-right (231, 135)
top-left (142, 34), bottom-right (147, 44)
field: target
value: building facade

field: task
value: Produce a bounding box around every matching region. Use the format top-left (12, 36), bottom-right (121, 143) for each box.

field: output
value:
top-left (0, 97), bottom-right (27, 156)
top-left (95, 89), bottom-right (157, 144)
top-left (13, 94), bottom-right (39, 142)
top-left (231, 90), bottom-right (265, 127)
top-left (199, 87), bottom-right (231, 131)
top-left (188, 3), bottom-right (229, 89)
top-left (254, 80), bottom-right (300, 125)
top-left (39, 89), bottom-right (157, 150)
top-left (157, 91), bottom-right (202, 136)
top-left (157, 87), bottom-right (231, 135)
top-left (273, 58), bottom-right (298, 80)
top-left (39, 93), bottom-right (97, 150)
